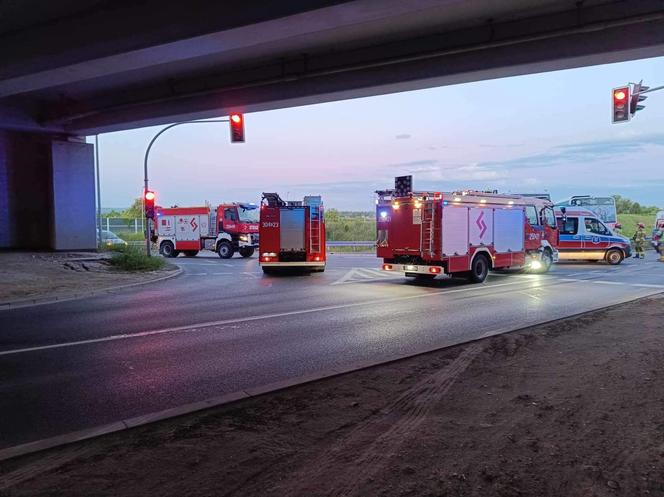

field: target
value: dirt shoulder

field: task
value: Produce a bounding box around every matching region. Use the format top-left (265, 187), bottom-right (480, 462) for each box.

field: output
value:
top-left (2, 295), bottom-right (664, 497)
top-left (0, 251), bottom-right (178, 304)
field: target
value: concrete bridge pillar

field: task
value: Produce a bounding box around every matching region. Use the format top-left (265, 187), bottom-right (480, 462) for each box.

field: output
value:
top-left (0, 130), bottom-right (96, 250)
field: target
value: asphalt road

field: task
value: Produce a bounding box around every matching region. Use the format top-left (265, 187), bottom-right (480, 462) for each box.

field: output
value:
top-left (1, 252), bottom-right (663, 449)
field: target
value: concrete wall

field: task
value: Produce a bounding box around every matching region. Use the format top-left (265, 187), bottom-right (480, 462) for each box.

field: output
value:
top-left (51, 140), bottom-right (96, 250)
top-left (0, 131), bottom-right (9, 248)
top-left (0, 130), bottom-right (95, 250)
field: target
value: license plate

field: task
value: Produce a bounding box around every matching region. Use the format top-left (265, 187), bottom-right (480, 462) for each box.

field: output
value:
top-left (404, 265), bottom-right (418, 271)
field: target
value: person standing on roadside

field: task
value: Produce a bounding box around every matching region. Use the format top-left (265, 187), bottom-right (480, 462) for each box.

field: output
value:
top-left (654, 226), bottom-right (664, 262)
top-left (632, 223), bottom-right (646, 259)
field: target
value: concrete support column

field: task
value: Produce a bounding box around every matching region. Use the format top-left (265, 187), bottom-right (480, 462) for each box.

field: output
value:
top-left (0, 130), bottom-right (96, 250)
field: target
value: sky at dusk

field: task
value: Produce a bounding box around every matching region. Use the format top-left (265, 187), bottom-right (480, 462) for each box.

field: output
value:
top-left (95, 56), bottom-right (664, 212)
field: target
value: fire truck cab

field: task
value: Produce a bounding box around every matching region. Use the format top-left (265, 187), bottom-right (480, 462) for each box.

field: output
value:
top-left (376, 177), bottom-right (559, 283)
top-left (210, 203), bottom-right (260, 258)
top-left (154, 202), bottom-right (259, 258)
top-left (259, 193), bottom-right (325, 273)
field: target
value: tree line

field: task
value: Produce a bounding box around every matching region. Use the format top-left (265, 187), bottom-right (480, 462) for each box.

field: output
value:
top-left (612, 195), bottom-right (660, 215)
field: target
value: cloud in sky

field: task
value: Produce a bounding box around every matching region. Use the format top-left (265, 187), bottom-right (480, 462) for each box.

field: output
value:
top-left (480, 134), bottom-right (664, 171)
top-left (395, 133), bottom-right (411, 140)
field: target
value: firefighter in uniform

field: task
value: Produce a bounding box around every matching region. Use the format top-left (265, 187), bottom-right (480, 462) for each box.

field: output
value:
top-left (632, 223), bottom-right (646, 259)
top-left (613, 223), bottom-right (623, 236)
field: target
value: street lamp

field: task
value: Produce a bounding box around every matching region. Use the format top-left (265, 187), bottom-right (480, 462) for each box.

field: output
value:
top-left (142, 118), bottom-right (241, 256)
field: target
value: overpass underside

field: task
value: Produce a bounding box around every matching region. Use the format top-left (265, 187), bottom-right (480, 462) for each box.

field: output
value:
top-left (1, 0), bottom-right (663, 248)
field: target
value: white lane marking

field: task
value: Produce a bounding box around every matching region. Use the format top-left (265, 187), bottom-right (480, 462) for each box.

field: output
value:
top-left (331, 267), bottom-right (402, 285)
top-left (366, 268), bottom-right (399, 278)
top-left (223, 263), bottom-right (234, 267)
top-left (560, 278), bottom-right (664, 289)
top-left (0, 280), bottom-right (533, 356)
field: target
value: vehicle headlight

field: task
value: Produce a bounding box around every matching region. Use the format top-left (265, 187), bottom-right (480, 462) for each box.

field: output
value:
top-left (239, 235), bottom-right (248, 242)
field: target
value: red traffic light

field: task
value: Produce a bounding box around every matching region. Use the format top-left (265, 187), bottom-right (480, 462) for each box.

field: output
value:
top-left (612, 86), bottom-right (630, 124)
top-left (144, 190), bottom-right (156, 219)
top-left (229, 113), bottom-right (245, 143)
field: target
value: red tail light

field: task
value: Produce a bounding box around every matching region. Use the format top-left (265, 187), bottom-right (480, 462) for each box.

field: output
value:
top-left (429, 267), bottom-right (441, 274)
top-left (383, 264), bottom-right (393, 271)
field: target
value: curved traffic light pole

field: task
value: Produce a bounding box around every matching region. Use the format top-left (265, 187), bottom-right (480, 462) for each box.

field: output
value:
top-left (143, 119), bottom-right (229, 256)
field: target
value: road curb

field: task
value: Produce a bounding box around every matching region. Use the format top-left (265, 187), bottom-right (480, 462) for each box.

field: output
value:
top-left (0, 267), bottom-right (183, 311)
top-left (0, 291), bottom-right (661, 463)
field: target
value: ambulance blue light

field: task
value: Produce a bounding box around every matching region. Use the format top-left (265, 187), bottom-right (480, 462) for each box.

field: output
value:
top-left (380, 210), bottom-right (388, 219)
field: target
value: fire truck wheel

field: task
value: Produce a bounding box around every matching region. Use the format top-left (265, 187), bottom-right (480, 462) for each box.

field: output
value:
top-left (468, 254), bottom-right (490, 284)
top-left (217, 241), bottom-right (234, 259)
top-left (539, 249), bottom-right (553, 273)
top-left (239, 247), bottom-right (255, 258)
top-left (184, 250), bottom-right (199, 257)
top-left (159, 241), bottom-right (176, 258)
top-left (605, 248), bottom-right (624, 265)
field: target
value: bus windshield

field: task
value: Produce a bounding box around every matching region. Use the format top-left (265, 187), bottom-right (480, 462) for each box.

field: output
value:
top-left (556, 196), bottom-right (617, 225)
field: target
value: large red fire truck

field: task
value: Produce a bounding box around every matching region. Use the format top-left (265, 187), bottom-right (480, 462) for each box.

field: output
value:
top-left (153, 203), bottom-right (259, 258)
top-left (259, 193), bottom-right (325, 273)
top-left (376, 176), bottom-right (559, 283)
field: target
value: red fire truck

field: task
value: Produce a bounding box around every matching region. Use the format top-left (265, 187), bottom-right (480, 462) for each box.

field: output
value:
top-left (153, 203), bottom-right (259, 258)
top-left (259, 193), bottom-right (325, 273)
top-left (376, 177), bottom-right (559, 283)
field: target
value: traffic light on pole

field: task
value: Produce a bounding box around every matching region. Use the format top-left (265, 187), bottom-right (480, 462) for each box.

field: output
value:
top-left (144, 190), bottom-right (156, 219)
top-left (612, 86), bottom-right (630, 123)
top-left (229, 113), bottom-right (245, 143)
top-left (630, 80), bottom-right (648, 116)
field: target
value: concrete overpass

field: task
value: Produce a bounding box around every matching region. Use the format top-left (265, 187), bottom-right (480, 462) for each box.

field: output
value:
top-left (1, 0), bottom-right (664, 248)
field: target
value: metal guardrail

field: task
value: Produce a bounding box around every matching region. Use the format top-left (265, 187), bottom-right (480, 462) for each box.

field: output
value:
top-left (326, 241), bottom-right (374, 247)
top-left (124, 240), bottom-right (375, 248)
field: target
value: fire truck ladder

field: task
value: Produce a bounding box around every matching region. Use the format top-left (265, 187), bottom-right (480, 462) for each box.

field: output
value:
top-left (309, 204), bottom-right (322, 254)
top-left (421, 200), bottom-right (436, 257)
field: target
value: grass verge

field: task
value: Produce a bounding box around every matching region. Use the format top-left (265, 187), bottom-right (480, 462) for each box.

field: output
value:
top-left (116, 232), bottom-right (145, 241)
top-left (617, 214), bottom-right (655, 238)
top-left (107, 246), bottom-right (166, 271)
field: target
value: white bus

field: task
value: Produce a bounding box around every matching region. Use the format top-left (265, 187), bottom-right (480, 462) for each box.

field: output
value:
top-left (555, 196), bottom-right (617, 228)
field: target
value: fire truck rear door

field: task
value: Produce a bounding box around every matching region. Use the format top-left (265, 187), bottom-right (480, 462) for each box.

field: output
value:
top-left (280, 209), bottom-right (305, 251)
